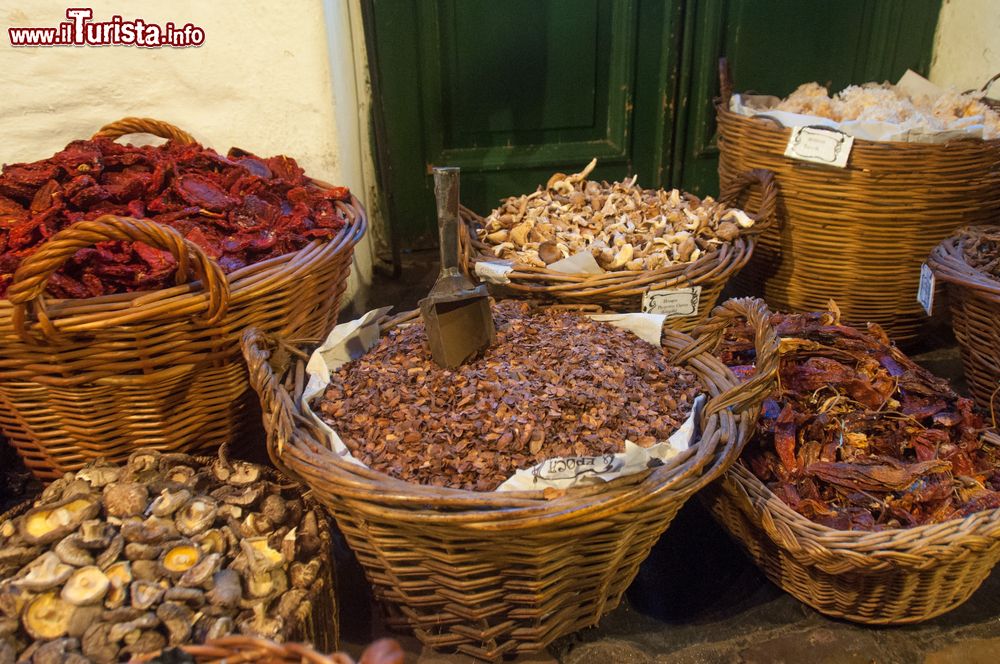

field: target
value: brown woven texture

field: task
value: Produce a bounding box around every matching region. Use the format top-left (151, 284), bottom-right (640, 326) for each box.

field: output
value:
top-left (1, 457), bottom-right (339, 656)
top-left (0, 118), bottom-right (366, 480)
top-left (458, 170), bottom-right (778, 331)
top-left (241, 298), bottom-right (780, 661)
top-left (716, 61), bottom-right (1000, 344)
top-left (134, 636), bottom-right (403, 664)
top-left (703, 451), bottom-right (1000, 624)
top-left (928, 226), bottom-right (1000, 414)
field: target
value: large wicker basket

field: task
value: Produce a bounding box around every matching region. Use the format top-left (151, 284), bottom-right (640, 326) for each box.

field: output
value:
top-left (0, 118), bottom-right (366, 480)
top-left (716, 62), bottom-right (1000, 345)
top-left (241, 298), bottom-right (779, 661)
top-left (458, 170), bottom-right (778, 331)
top-left (927, 226), bottom-right (1000, 413)
top-left (703, 450), bottom-right (1000, 624)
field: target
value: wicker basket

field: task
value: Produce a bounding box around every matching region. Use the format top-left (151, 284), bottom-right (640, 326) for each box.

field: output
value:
top-left (135, 636), bottom-right (403, 664)
top-left (716, 61), bottom-right (1000, 345)
top-left (927, 226), bottom-right (1000, 414)
top-left (1, 456), bottom-right (339, 657)
top-left (0, 118), bottom-right (366, 480)
top-left (703, 451), bottom-right (1000, 624)
top-left (458, 170), bottom-right (778, 331)
top-left (241, 298), bottom-right (779, 661)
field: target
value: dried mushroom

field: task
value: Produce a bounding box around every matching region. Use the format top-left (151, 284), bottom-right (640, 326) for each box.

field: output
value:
top-left (478, 158), bottom-right (754, 271)
top-left (0, 448), bottom-right (324, 660)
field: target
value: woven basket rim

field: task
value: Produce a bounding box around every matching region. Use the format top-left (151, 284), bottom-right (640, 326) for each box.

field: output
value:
top-left (723, 459), bottom-right (1000, 562)
top-left (716, 100), bottom-right (1000, 149)
top-left (927, 225), bottom-right (1000, 300)
top-left (242, 298), bottom-right (781, 527)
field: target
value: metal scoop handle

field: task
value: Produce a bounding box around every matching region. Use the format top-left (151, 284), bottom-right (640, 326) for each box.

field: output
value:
top-left (433, 166), bottom-right (461, 275)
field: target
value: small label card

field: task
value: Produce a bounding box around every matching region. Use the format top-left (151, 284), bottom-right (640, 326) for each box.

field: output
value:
top-left (474, 260), bottom-right (514, 284)
top-left (784, 126), bottom-right (854, 168)
top-left (532, 454), bottom-right (618, 482)
top-left (641, 286), bottom-right (702, 318)
top-left (917, 263), bottom-right (935, 316)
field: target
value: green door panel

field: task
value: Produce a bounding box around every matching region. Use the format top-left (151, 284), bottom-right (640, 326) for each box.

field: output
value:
top-left (675, 0), bottom-right (942, 196)
top-left (368, 0), bottom-right (940, 248)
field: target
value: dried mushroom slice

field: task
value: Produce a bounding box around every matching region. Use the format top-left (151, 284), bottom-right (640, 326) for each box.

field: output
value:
top-left (54, 534), bottom-right (95, 566)
top-left (211, 484), bottom-right (264, 507)
top-left (159, 540), bottom-right (201, 576)
top-left (19, 496), bottom-right (99, 545)
top-left (81, 622), bottom-right (119, 664)
top-left (289, 559), bottom-right (321, 589)
top-left (61, 566), bottom-right (110, 605)
top-left (205, 569), bottom-right (241, 608)
top-left (193, 529), bottom-right (227, 555)
top-left (23, 591), bottom-right (75, 640)
top-left (27, 636), bottom-right (80, 664)
top-left (95, 534), bottom-right (124, 570)
top-left (75, 463), bottom-right (121, 489)
top-left (121, 516), bottom-right (177, 544)
top-left (102, 483), bottom-right (148, 519)
top-left (176, 497), bottom-right (218, 537)
top-left (19, 552), bottom-right (74, 591)
top-left (163, 586), bottom-right (205, 609)
top-left (241, 537), bottom-right (284, 573)
top-left (156, 601), bottom-right (194, 646)
top-left (236, 603), bottom-right (283, 639)
top-left (260, 494), bottom-right (288, 526)
top-left (178, 552), bottom-right (220, 588)
top-left (78, 520), bottom-right (113, 549)
top-left (104, 561), bottom-right (132, 609)
top-left (150, 488), bottom-right (192, 517)
top-left (129, 580), bottom-right (165, 610)
top-left (211, 449), bottom-right (261, 486)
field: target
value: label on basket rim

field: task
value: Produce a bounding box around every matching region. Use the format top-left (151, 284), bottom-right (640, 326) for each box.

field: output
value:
top-left (784, 126), bottom-right (854, 168)
top-left (917, 263), bottom-right (935, 316)
top-left (474, 260), bottom-right (514, 285)
top-left (642, 286), bottom-right (702, 318)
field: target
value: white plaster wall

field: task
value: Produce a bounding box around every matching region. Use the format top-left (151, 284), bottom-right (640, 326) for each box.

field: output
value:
top-left (930, 0), bottom-right (1000, 92)
top-left (0, 0), bottom-right (372, 307)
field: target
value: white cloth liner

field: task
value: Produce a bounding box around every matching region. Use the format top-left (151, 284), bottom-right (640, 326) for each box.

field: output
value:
top-left (729, 70), bottom-right (987, 144)
top-left (301, 309), bottom-right (704, 492)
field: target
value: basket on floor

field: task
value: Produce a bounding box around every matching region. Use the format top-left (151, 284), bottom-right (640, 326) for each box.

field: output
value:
top-left (0, 117), bottom-right (366, 480)
top-left (241, 298), bottom-right (779, 661)
top-left (716, 61), bottom-right (1000, 345)
top-left (1, 456), bottom-right (338, 659)
top-left (703, 450), bottom-right (1000, 624)
top-left (458, 170), bottom-right (778, 331)
top-left (927, 226), bottom-right (1000, 413)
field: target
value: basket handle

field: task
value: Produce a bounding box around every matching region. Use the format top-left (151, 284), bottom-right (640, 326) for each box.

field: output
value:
top-left (720, 168), bottom-right (779, 235)
top-left (240, 326), bottom-right (311, 483)
top-left (963, 71), bottom-right (1000, 98)
top-left (719, 57), bottom-right (734, 103)
top-left (92, 117), bottom-right (197, 145)
top-left (675, 297), bottom-right (780, 419)
top-left (7, 215), bottom-right (229, 342)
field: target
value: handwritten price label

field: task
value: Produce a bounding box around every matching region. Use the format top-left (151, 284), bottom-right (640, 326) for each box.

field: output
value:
top-left (532, 454), bottom-right (617, 482)
top-left (784, 126), bottom-right (854, 168)
top-left (917, 263), bottom-right (936, 316)
top-left (642, 286), bottom-right (701, 318)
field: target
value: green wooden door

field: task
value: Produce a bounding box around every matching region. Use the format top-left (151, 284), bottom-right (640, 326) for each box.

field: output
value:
top-left (368, 0), bottom-right (941, 248)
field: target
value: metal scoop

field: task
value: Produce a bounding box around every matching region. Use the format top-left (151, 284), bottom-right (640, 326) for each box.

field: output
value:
top-left (419, 167), bottom-right (496, 369)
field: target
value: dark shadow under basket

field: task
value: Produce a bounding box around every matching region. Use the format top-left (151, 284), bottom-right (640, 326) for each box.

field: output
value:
top-left (459, 169), bottom-right (778, 330)
top-left (0, 117), bottom-right (366, 480)
top-left (241, 298), bottom-right (779, 661)
top-left (927, 226), bottom-right (1000, 414)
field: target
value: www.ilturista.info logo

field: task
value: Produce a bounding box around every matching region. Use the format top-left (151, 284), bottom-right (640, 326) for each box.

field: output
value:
top-left (8, 8), bottom-right (205, 48)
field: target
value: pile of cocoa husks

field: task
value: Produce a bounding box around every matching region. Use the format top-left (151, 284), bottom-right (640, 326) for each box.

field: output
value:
top-left (317, 301), bottom-right (700, 491)
top-left (0, 137), bottom-right (350, 299)
top-left (718, 309), bottom-right (1000, 531)
top-left (0, 447), bottom-right (326, 662)
top-left (962, 226), bottom-right (1000, 280)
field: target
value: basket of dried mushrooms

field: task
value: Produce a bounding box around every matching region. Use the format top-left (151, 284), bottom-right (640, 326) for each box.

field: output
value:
top-left (0, 447), bottom-right (335, 662)
top-left (702, 306), bottom-right (1000, 624)
top-left (928, 225), bottom-right (1000, 413)
top-left (459, 159), bottom-right (777, 331)
top-left (241, 297), bottom-right (780, 661)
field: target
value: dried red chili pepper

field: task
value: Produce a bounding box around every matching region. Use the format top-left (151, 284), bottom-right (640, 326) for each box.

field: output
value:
top-left (0, 136), bottom-right (350, 298)
top-left (719, 309), bottom-right (1000, 531)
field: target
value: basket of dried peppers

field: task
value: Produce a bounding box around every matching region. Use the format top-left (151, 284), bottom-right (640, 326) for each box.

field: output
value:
top-left (240, 298), bottom-right (780, 661)
top-left (0, 117), bottom-right (366, 480)
top-left (700, 307), bottom-right (1000, 624)
top-left (927, 225), bottom-right (1000, 414)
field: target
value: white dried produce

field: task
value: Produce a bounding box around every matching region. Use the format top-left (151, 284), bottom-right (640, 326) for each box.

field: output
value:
top-left (0, 446), bottom-right (326, 662)
top-left (776, 81), bottom-right (1000, 139)
top-left (477, 158), bottom-right (753, 271)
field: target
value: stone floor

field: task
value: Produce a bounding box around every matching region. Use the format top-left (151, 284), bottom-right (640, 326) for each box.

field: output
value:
top-left (333, 251), bottom-right (999, 663)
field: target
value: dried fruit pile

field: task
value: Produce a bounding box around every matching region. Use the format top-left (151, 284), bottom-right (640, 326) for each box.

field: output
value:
top-left (0, 448), bottom-right (327, 662)
top-left (477, 159), bottom-right (752, 271)
top-left (0, 137), bottom-right (350, 298)
top-left (318, 301), bottom-right (700, 491)
top-left (961, 226), bottom-right (1000, 280)
top-left (718, 309), bottom-right (1000, 531)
